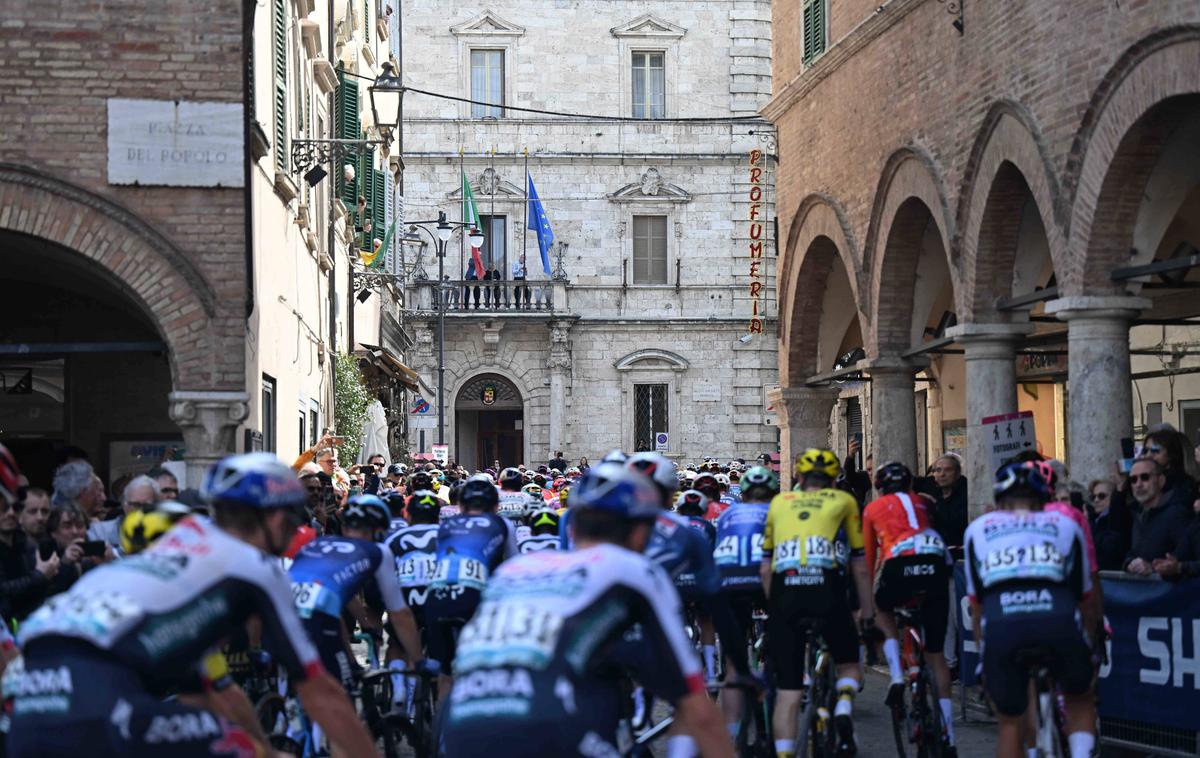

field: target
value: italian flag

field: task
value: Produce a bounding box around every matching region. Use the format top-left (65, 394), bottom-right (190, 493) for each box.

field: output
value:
top-left (360, 217), bottom-right (397, 270)
top-left (462, 171), bottom-right (485, 277)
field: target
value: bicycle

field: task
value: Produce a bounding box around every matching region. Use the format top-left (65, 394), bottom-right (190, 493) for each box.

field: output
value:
top-left (1016, 647), bottom-right (1068, 758)
top-left (888, 603), bottom-right (947, 758)
top-left (794, 618), bottom-right (839, 758)
top-left (353, 631), bottom-right (440, 758)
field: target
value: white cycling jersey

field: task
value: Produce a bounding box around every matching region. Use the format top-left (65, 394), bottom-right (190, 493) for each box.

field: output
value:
top-left (963, 509), bottom-right (1092, 601)
top-left (497, 490), bottom-right (530, 520)
top-left (517, 534), bottom-right (560, 554)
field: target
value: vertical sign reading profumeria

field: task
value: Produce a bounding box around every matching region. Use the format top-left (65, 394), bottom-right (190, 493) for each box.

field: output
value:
top-left (747, 150), bottom-right (766, 334)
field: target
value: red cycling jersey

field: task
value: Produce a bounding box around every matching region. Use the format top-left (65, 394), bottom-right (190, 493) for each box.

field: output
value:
top-left (862, 491), bottom-right (945, 577)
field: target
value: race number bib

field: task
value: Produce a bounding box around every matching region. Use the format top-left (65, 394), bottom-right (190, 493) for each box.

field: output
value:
top-left (804, 536), bottom-right (837, 568)
top-left (455, 602), bottom-right (564, 672)
top-left (291, 581), bottom-right (325, 619)
top-left (433, 557), bottom-right (489, 589)
top-left (398, 554), bottom-right (438, 587)
top-left (981, 541), bottom-right (1064, 584)
top-left (773, 538), bottom-right (802, 572)
top-left (22, 590), bottom-right (142, 644)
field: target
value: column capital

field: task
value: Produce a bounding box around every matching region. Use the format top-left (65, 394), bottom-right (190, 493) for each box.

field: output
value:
top-left (861, 356), bottom-right (929, 377)
top-left (168, 391), bottom-right (250, 489)
top-left (1044, 296), bottom-right (1150, 322)
top-left (767, 385), bottom-right (840, 426)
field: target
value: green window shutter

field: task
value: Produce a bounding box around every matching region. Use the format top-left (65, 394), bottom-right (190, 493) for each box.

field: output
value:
top-left (273, 0), bottom-right (288, 171)
top-left (802, 0), bottom-right (827, 64)
top-left (336, 68), bottom-right (360, 207)
top-left (373, 165), bottom-right (386, 247)
top-left (360, 153), bottom-right (374, 250)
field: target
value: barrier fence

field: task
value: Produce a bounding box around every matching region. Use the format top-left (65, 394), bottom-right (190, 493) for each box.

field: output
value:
top-left (952, 566), bottom-right (1200, 756)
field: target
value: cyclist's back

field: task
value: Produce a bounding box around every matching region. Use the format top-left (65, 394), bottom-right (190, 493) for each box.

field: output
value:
top-left (713, 498), bottom-right (770, 592)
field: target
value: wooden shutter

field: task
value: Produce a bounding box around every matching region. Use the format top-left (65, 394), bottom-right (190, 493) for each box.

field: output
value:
top-left (272, 0), bottom-right (288, 171)
top-left (803, 0), bottom-right (826, 64)
top-left (336, 68), bottom-right (360, 207)
top-left (360, 151), bottom-right (374, 250)
top-left (373, 165), bottom-right (386, 250)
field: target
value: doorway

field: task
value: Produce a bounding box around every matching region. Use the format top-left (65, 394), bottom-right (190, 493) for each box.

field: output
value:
top-left (454, 373), bottom-right (524, 469)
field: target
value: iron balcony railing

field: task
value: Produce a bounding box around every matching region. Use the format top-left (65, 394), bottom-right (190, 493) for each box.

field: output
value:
top-left (408, 279), bottom-right (565, 314)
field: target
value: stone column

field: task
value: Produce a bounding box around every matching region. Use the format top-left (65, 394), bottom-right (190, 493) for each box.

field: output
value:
top-left (547, 320), bottom-right (573, 458)
top-left (168, 391), bottom-right (250, 490)
top-left (945, 322), bottom-right (1032, 519)
top-left (864, 358), bottom-right (927, 473)
top-left (767, 386), bottom-right (839, 490)
top-left (1045, 297), bottom-right (1149, 487)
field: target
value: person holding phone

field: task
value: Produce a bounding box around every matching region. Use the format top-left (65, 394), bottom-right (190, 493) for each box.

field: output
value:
top-left (39, 507), bottom-right (110, 597)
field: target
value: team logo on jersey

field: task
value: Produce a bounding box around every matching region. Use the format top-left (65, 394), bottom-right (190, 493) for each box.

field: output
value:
top-left (144, 711), bottom-right (223, 743)
top-left (799, 511), bottom-right (811, 520)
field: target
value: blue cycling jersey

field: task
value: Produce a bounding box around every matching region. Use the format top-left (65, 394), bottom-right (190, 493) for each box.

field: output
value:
top-left (646, 512), bottom-right (721, 602)
top-left (431, 512), bottom-right (518, 591)
top-left (288, 535), bottom-right (405, 618)
top-left (713, 501), bottom-right (769, 590)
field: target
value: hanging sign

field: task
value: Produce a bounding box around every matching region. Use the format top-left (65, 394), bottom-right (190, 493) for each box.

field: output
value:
top-left (747, 149), bottom-right (767, 335)
top-left (981, 410), bottom-right (1037, 474)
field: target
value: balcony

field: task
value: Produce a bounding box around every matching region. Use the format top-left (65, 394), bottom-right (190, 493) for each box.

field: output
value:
top-left (406, 279), bottom-right (568, 316)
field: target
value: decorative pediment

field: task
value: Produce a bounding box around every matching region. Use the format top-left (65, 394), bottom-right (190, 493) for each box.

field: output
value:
top-left (608, 168), bottom-right (691, 204)
top-left (610, 14), bottom-right (686, 39)
top-left (615, 349), bottom-right (689, 372)
top-left (447, 168), bottom-right (525, 199)
top-left (451, 10), bottom-right (525, 37)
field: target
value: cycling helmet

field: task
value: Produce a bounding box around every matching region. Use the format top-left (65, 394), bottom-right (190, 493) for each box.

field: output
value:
top-left (120, 501), bottom-right (192, 555)
top-left (552, 476), bottom-right (567, 491)
top-left (675, 489), bottom-right (709, 518)
top-left (383, 491), bottom-right (408, 518)
top-left (522, 483), bottom-right (544, 499)
top-left (460, 474), bottom-right (500, 511)
top-left (739, 466), bottom-right (779, 501)
top-left (993, 462), bottom-right (1052, 503)
top-left (408, 489), bottom-right (441, 519)
top-left (410, 470), bottom-right (433, 491)
top-left (565, 466), bottom-right (582, 479)
top-left (625, 452), bottom-right (678, 509)
top-left (0, 444), bottom-right (20, 506)
top-left (343, 494), bottom-right (390, 532)
top-left (873, 461), bottom-right (913, 495)
top-left (680, 469), bottom-right (697, 484)
top-left (448, 480), bottom-right (464, 506)
top-left (527, 506), bottom-right (560, 533)
top-left (795, 448), bottom-right (841, 480)
top-left (692, 473), bottom-right (722, 502)
top-left (571, 463), bottom-right (659, 520)
top-left (499, 467), bottom-right (524, 491)
top-left (714, 473), bottom-right (731, 488)
top-left (202, 453), bottom-right (306, 510)
top-left (600, 449), bottom-right (629, 465)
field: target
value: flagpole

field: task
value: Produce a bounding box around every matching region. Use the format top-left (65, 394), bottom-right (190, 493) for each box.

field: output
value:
top-left (523, 147), bottom-right (529, 283)
top-left (489, 144), bottom-right (496, 271)
top-left (458, 145), bottom-right (465, 283)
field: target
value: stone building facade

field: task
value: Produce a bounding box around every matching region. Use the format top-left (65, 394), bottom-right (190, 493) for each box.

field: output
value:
top-left (399, 1), bottom-right (779, 469)
top-left (766, 0), bottom-right (1200, 503)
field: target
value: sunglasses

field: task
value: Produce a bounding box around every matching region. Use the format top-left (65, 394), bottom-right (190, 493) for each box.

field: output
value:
top-left (1092, 491), bottom-right (1109, 500)
top-left (1131, 473), bottom-right (1158, 483)
top-left (1145, 445), bottom-right (1164, 454)
top-left (127, 500), bottom-right (157, 510)
top-left (160, 487), bottom-right (180, 497)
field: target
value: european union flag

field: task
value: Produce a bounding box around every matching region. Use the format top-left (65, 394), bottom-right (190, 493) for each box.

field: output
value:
top-left (527, 174), bottom-right (554, 275)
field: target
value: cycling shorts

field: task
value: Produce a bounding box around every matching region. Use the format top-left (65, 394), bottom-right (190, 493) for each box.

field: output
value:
top-left (767, 573), bottom-right (858, 689)
top-left (873, 555), bottom-right (950, 654)
top-left (723, 588), bottom-right (766, 664)
top-left (424, 585), bottom-right (482, 672)
top-left (979, 585), bottom-right (1093, 717)
top-left (9, 638), bottom-right (259, 758)
top-left (304, 611), bottom-right (355, 692)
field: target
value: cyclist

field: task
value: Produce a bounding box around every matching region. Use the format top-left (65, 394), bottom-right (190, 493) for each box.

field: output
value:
top-left (440, 464), bottom-right (734, 757)
top-left (286, 495), bottom-right (424, 697)
top-left (519, 506), bottom-right (562, 553)
top-left (12, 453), bottom-right (376, 757)
top-left (693, 473), bottom-right (728, 520)
top-left (497, 466), bottom-right (528, 521)
top-left (964, 463), bottom-right (1096, 758)
top-left (862, 461), bottom-right (955, 755)
top-left (676, 488), bottom-right (718, 548)
top-left (425, 474), bottom-right (518, 699)
top-left (713, 465), bottom-right (775, 737)
top-left (762, 448), bottom-right (874, 758)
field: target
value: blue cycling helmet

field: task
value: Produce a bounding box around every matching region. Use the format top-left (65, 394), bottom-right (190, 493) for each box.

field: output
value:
top-left (993, 462), bottom-right (1052, 503)
top-left (202, 453), bottom-right (306, 510)
top-left (460, 474), bottom-right (499, 511)
top-left (343, 494), bottom-right (390, 531)
top-left (572, 463), bottom-right (660, 520)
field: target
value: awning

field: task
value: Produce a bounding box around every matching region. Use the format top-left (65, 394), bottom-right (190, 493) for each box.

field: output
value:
top-left (357, 343), bottom-right (420, 392)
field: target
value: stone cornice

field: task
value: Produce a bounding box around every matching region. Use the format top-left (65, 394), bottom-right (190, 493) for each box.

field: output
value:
top-left (761, 0), bottom-right (929, 124)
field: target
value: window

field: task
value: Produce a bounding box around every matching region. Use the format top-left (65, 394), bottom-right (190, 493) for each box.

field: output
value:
top-left (298, 409), bottom-right (306, 454)
top-left (310, 400), bottom-right (320, 447)
top-left (802, 0), bottom-right (827, 64)
top-left (632, 215), bottom-right (669, 284)
top-left (480, 214), bottom-right (507, 271)
top-left (1180, 401), bottom-right (1200, 446)
top-left (631, 52), bottom-right (665, 119)
top-left (262, 375), bottom-right (277, 453)
top-left (272, 0), bottom-right (288, 171)
top-left (634, 384), bottom-right (668, 453)
top-left (470, 50), bottom-right (504, 118)
top-left (336, 69), bottom-right (360, 208)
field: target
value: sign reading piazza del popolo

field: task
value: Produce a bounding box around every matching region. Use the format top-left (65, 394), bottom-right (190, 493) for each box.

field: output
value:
top-left (106, 99), bottom-right (244, 188)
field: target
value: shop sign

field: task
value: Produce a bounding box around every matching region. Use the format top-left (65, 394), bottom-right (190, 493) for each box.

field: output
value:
top-left (747, 149), bottom-right (768, 335)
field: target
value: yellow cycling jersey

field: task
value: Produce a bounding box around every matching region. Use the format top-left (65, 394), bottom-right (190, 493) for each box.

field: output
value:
top-left (763, 488), bottom-right (864, 573)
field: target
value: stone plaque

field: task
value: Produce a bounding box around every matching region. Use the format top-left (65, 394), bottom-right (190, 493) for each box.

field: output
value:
top-left (692, 381), bottom-right (721, 403)
top-left (107, 99), bottom-right (244, 187)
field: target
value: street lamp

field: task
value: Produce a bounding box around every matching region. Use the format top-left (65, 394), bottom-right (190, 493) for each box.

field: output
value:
top-left (467, 226), bottom-right (485, 250)
top-left (368, 62), bottom-right (404, 154)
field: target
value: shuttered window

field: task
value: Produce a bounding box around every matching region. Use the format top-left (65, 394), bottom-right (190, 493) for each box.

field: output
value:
top-left (632, 215), bottom-right (669, 284)
top-left (373, 166), bottom-right (386, 248)
top-left (336, 68), bottom-right (360, 208)
top-left (272, 0), bottom-right (288, 171)
top-left (802, 0), bottom-right (827, 65)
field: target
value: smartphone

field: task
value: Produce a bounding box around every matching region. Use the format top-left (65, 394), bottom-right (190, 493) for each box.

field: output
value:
top-left (37, 542), bottom-right (55, 562)
top-left (81, 540), bottom-right (108, 558)
top-left (853, 433), bottom-right (863, 446)
top-left (1120, 437), bottom-right (1135, 460)
top-left (1118, 458), bottom-right (1135, 474)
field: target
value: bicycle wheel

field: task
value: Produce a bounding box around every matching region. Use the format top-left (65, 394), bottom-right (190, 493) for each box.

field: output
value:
top-left (889, 681), bottom-right (908, 758)
top-left (916, 668), bottom-right (944, 758)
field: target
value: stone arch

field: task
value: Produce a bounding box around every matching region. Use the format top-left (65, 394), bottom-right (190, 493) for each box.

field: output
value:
top-left (779, 194), bottom-right (863, 386)
top-left (449, 365), bottom-right (535, 466)
top-left (1064, 28), bottom-right (1200, 293)
top-left (864, 149), bottom-right (955, 355)
top-left (957, 104), bottom-right (1065, 318)
top-left (614, 348), bottom-right (690, 372)
top-left (0, 163), bottom-right (225, 390)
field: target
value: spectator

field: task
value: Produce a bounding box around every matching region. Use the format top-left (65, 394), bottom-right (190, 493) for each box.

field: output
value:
top-left (1143, 429), bottom-right (1197, 511)
top-left (1125, 458), bottom-right (1195, 574)
top-left (840, 439), bottom-right (872, 507)
top-left (0, 491), bottom-right (56, 624)
top-left (578, 456), bottom-right (590, 472)
top-left (16, 487), bottom-right (51, 544)
top-left (1088, 477), bottom-right (1131, 571)
top-left (51, 460), bottom-right (95, 512)
top-left (916, 453), bottom-right (968, 556)
top-left (91, 475), bottom-right (159, 549)
top-left (512, 255), bottom-right (529, 309)
top-left (148, 467), bottom-right (180, 501)
top-left (489, 263), bottom-right (503, 307)
top-left (39, 507), bottom-right (95, 597)
top-left (549, 451), bottom-right (568, 472)
top-left (1153, 496), bottom-right (1200, 579)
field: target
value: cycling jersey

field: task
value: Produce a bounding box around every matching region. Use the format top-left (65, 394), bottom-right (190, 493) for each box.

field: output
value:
top-left (645, 511), bottom-right (720, 602)
top-left (19, 516), bottom-right (321, 685)
top-left (713, 501), bottom-right (769, 590)
top-left (387, 516), bottom-right (409, 534)
top-left (517, 534), bottom-right (560, 554)
top-left (431, 513), bottom-right (518, 592)
top-left (962, 509), bottom-right (1092, 602)
top-left (440, 545), bottom-right (703, 757)
top-left (497, 490), bottom-right (528, 521)
top-left (684, 514), bottom-right (717, 550)
top-left (763, 488), bottom-right (864, 582)
top-left (1044, 501), bottom-right (1098, 575)
top-left (288, 535), bottom-right (407, 618)
top-left (384, 523), bottom-right (439, 608)
top-left (861, 491), bottom-right (946, 576)
top-left (439, 504), bottom-right (461, 521)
